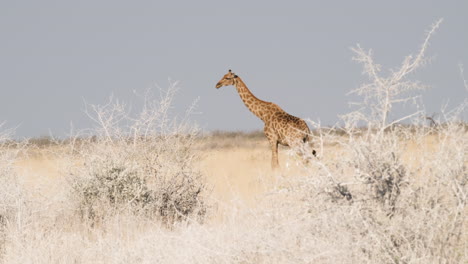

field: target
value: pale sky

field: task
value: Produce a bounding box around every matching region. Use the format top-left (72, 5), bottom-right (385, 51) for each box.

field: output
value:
top-left (1, 1), bottom-right (467, 138)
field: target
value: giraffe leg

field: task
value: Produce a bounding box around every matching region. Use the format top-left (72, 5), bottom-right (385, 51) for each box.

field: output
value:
top-left (264, 126), bottom-right (279, 169)
top-left (270, 140), bottom-right (279, 169)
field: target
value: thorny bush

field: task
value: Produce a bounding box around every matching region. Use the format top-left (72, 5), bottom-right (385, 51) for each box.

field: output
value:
top-left (68, 84), bottom-right (208, 226)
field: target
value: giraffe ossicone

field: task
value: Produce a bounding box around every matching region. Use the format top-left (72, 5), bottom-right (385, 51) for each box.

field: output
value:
top-left (215, 70), bottom-right (316, 168)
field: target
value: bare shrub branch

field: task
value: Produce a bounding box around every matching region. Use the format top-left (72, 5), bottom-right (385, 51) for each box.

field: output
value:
top-left (348, 18), bottom-right (443, 134)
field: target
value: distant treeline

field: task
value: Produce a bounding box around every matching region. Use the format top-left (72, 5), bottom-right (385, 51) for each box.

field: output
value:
top-left (11, 122), bottom-right (468, 148)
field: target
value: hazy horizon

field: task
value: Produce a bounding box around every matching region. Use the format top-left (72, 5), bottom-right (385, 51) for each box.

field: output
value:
top-left (1, 1), bottom-right (467, 138)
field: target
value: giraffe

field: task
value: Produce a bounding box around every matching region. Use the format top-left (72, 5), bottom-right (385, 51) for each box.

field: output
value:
top-left (215, 70), bottom-right (316, 168)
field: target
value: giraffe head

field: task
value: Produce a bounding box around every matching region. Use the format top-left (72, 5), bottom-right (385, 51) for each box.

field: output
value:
top-left (215, 69), bottom-right (238, 89)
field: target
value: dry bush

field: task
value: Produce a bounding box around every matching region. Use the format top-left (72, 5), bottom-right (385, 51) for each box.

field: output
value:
top-left (295, 18), bottom-right (467, 263)
top-left (0, 84), bottom-right (211, 263)
top-left (65, 83), bottom-right (208, 226)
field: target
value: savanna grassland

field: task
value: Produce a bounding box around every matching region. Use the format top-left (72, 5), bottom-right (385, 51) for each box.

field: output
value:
top-left (0, 19), bottom-right (466, 263)
top-left (3, 126), bottom-right (467, 263)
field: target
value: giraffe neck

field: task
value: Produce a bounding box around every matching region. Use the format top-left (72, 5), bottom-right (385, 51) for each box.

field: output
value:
top-left (234, 77), bottom-right (270, 121)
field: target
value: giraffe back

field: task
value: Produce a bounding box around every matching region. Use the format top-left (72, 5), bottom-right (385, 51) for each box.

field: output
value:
top-left (271, 111), bottom-right (310, 146)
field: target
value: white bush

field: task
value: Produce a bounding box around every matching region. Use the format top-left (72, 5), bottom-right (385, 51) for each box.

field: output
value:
top-left (66, 83), bottom-right (208, 226)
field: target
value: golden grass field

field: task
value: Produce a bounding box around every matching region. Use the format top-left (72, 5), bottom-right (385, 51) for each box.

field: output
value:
top-left (13, 132), bottom-right (439, 211)
top-left (15, 135), bottom-right (297, 209)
